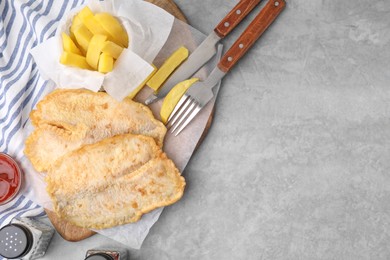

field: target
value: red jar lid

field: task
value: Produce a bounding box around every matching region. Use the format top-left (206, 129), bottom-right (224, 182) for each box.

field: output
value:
top-left (0, 153), bottom-right (22, 205)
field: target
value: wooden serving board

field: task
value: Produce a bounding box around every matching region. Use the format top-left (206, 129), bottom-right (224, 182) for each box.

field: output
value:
top-left (46, 0), bottom-right (213, 242)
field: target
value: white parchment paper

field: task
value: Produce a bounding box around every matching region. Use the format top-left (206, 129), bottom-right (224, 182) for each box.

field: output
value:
top-left (30, 0), bottom-right (174, 101)
top-left (25, 2), bottom-right (223, 249)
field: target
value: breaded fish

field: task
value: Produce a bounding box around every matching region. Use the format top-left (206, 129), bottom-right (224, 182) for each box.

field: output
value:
top-left (46, 134), bottom-right (185, 229)
top-left (25, 89), bottom-right (166, 172)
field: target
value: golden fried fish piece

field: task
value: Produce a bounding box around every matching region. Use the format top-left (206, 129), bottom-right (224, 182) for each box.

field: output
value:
top-left (25, 89), bottom-right (166, 172)
top-left (25, 123), bottom-right (87, 172)
top-left (46, 134), bottom-right (185, 229)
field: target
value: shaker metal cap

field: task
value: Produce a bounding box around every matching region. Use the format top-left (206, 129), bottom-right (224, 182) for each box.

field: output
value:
top-left (0, 224), bottom-right (32, 259)
top-left (85, 253), bottom-right (114, 260)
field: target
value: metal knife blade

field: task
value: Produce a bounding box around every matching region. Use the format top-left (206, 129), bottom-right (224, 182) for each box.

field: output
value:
top-left (144, 0), bottom-right (264, 105)
top-left (144, 31), bottom-right (221, 105)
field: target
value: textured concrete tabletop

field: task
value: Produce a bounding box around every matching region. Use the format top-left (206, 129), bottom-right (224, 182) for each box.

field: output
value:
top-left (42, 0), bottom-right (390, 259)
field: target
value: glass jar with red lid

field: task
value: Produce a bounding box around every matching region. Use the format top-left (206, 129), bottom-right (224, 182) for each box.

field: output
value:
top-left (0, 153), bottom-right (22, 205)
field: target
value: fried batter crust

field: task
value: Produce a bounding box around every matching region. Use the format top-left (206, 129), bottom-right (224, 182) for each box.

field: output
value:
top-left (25, 89), bottom-right (166, 172)
top-left (46, 134), bottom-right (185, 229)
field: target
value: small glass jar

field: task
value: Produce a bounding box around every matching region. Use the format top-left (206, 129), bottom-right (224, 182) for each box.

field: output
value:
top-left (0, 153), bottom-right (22, 205)
top-left (0, 217), bottom-right (55, 259)
top-left (85, 248), bottom-right (128, 260)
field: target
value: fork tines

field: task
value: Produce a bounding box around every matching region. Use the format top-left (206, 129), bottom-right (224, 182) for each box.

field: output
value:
top-left (166, 94), bottom-right (202, 136)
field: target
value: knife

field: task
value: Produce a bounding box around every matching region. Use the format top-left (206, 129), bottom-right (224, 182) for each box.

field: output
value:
top-left (168, 0), bottom-right (285, 135)
top-left (144, 0), bottom-right (263, 105)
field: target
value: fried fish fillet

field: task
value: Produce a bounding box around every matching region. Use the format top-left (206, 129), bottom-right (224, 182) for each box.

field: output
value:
top-left (25, 89), bottom-right (166, 172)
top-left (46, 134), bottom-right (185, 229)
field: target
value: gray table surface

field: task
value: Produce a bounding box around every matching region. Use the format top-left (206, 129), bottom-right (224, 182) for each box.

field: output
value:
top-left (42, 0), bottom-right (390, 259)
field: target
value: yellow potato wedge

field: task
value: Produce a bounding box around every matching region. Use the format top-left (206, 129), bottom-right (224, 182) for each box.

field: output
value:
top-left (60, 52), bottom-right (92, 70)
top-left (62, 33), bottom-right (82, 55)
top-left (73, 25), bottom-right (93, 54)
top-left (77, 6), bottom-right (110, 36)
top-left (147, 46), bottom-right (189, 92)
top-left (98, 53), bottom-right (114, 73)
top-left (128, 65), bottom-right (157, 99)
top-left (70, 15), bottom-right (83, 42)
top-left (64, 7), bottom-right (128, 73)
top-left (101, 41), bottom-right (123, 59)
top-left (77, 6), bottom-right (94, 20)
top-left (160, 78), bottom-right (199, 124)
top-left (82, 14), bottom-right (111, 36)
top-left (95, 12), bottom-right (129, 47)
top-left (86, 34), bottom-right (107, 70)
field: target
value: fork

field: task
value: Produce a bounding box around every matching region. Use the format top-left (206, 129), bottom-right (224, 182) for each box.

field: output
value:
top-left (167, 0), bottom-right (286, 136)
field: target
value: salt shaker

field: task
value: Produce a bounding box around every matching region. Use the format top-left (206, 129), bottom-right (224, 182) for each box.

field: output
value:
top-left (0, 217), bottom-right (54, 259)
top-left (85, 248), bottom-right (128, 260)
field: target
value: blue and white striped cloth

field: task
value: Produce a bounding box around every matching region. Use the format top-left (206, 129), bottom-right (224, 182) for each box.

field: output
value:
top-left (0, 0), bottom-right (85, 232)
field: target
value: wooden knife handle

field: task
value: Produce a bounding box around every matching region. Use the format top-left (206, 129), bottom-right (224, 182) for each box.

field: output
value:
top-left (214, 0), bottom-right (263, 38)
top-left (218, 0), bottom-right (286, 73)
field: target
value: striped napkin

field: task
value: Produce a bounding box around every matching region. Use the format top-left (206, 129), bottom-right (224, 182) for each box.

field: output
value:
top-left (0, 0), bottom-right (85, 230)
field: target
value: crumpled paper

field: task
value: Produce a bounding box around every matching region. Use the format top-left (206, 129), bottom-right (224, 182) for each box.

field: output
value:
top-left (30, 0), bottom-right (174, 101)
top-left (25, 1), bottom-right (223, 249)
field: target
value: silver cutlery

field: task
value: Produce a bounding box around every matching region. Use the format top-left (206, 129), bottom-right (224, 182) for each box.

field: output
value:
top-left (144, 0), bottom-right (264, 105)
top-left (167, 0), bottom-right (286, 135)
